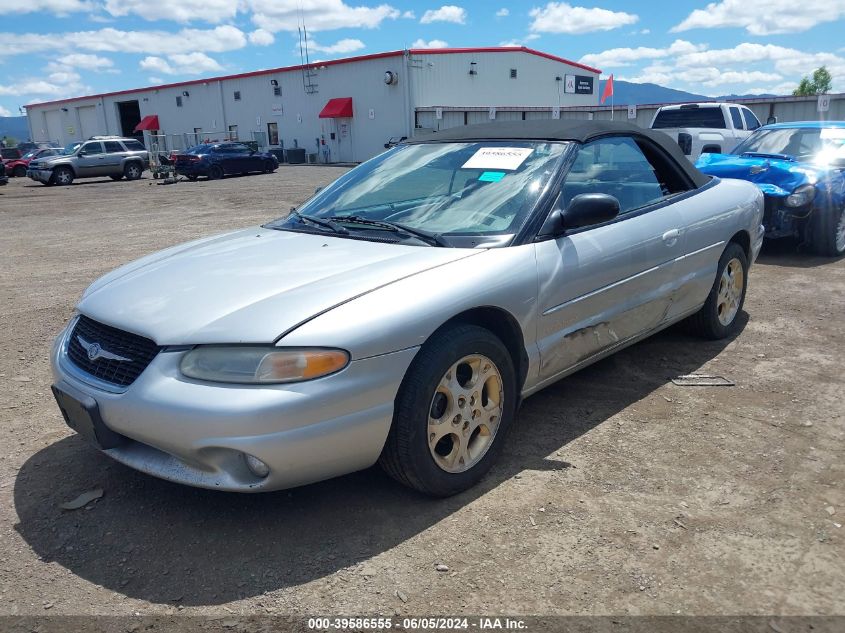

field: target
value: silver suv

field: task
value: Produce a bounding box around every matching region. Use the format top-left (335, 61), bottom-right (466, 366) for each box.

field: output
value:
top-left (27, 137), bottom-right (149, 186)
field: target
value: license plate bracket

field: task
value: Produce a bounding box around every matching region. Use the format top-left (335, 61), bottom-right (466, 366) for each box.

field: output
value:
top-left (52, 383), bottom-right (126, 449)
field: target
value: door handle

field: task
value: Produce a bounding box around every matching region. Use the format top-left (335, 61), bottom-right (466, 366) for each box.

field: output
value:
top-left (662, 229), bottom-right (681, 245)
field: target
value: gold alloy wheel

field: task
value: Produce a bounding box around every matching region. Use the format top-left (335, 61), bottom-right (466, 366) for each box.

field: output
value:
top-left (716, 257), bottom-right (744, 326)
top-left (427, 354), bottom-right (504, 474)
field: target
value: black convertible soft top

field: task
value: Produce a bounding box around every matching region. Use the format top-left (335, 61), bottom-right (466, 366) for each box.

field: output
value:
top-left (406, 120), bottom-right (710, 189)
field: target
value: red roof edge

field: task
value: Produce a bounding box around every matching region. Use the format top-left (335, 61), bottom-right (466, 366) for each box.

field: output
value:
top-left (24, 47), bottom-right (601, 109)
top-left (408, 46), bottom-right (601, 75)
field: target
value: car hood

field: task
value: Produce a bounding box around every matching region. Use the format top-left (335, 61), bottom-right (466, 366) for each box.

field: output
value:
top-left (29, 154), bottom-right (69, 167)
top-left (77, 227), bottom-right (482, 346)
top-left (695, 152), bottom-right (832, 197)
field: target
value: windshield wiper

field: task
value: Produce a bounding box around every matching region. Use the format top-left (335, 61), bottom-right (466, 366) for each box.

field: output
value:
top-left (326, 215), bottom-right (450, 247)
top-left (740, 152), bottom-right (795, 161)
top-left (289, 210), bottom-right (348, 234)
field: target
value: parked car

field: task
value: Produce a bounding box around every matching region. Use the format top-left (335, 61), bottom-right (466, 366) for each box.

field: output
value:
top-left (1, 147), bottom-right (23, 161)
top-left (0, 161), bottom-right (7, 186)
top-left (5, 147), bottom-right (62, 177)
top-left (50, 121), bottom-right (763, 496)
top-left (696, 121), bottom-right (845, 257)
top-left (173, 142), bottom-right (278, 180)
top-left (651, 103), bottom-right (762, 161)
top-left (27, 138), bottom-right (149, 186)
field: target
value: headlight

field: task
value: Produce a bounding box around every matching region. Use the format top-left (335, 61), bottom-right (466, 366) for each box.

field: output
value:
top-left (785, 184), bottom-right (815, 208)
top-left (180, 346), bottom-right (350, 384)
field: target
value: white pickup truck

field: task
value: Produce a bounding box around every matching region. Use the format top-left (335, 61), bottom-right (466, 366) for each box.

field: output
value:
top-left (649, 102), bottom-right (763, 161)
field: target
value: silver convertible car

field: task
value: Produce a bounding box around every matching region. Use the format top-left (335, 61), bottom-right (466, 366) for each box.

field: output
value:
top-left (50, 121), bottom-right (764, 496)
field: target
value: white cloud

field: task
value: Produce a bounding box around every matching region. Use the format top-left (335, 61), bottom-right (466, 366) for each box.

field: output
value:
top-left (0, 0), bottom-right (93, 16)
top-left (672, 0), bottom-right (845, 36)
top-left (249, 0), bottom-right (400, 32)
top-left (401, 10), bottom-right (415, 18)
top-left (139, 52), bottom-right (224, 76)
top-left (0, 105), bottom-right (13, 116)
top-left (587, 39), bottom-right (845, 95)
top-left (420, 5), bottom-right (467, 24)
top-left (496, 8), bottom-right (509, 17)
top-left (308, 38), bottom-right (365, 54)
top-left (147, 76), bottom-right (164, 84)
top-left (249, 29), bottom-right (275, 45)
top-left (499, 39), bottom-right (523, 47)
top-left (529, 2), bottom-right (637, 34)
top-left (47, 53), bottom-right (115, 73)
top-left (0, 25), bottom-right (247, 56)
top-left (411, 39), bottom-right (449, 48)
top-left (104, 0), bottom-right (239, 23)
top-left (579, 39), bottom-right (704, 69)
top-left (0, 73), bottom-right (87, 99)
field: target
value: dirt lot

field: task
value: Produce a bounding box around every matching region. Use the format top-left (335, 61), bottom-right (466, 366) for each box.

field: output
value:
top-left (0, 169), bottom-right (843, 620)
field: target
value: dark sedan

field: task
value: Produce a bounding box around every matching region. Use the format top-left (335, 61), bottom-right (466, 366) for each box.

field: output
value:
top-left (174, 142), bottom-right (278, 180)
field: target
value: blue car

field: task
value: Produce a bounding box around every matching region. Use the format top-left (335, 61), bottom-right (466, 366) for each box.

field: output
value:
top-left (174, 142), bottom-right (278, 181)
top-left (696, 121), bottom-right (845, 257)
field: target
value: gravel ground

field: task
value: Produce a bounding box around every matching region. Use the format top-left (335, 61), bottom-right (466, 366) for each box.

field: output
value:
top-left (0, 169), bottom-right (843, 620)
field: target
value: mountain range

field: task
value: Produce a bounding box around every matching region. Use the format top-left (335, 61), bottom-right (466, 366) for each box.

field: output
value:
top-left (0, 116), bottom-right (30, 142)
top-left (599, 80), bottom-right (776, 105)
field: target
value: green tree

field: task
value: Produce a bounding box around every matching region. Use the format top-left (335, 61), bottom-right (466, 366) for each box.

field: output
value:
top-left (793, 66), bottom-right (833, 96)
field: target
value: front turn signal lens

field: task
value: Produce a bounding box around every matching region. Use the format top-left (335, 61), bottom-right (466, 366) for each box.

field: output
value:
top-left (180, 346), bottom-right (350, 384)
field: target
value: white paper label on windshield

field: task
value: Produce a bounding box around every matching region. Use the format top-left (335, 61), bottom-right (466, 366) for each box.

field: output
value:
top-left (462, 147), bottom-right (533, 171)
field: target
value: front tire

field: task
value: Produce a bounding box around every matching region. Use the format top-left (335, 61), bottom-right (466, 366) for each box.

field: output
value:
top-left (124, 162), bottom-right (142, 180)
top-left (52, 166), bottom-right (74, 186)
top-left (13, 165), bottom-right (26, 178)
top-left (264, 160), bottom-right (276, 173)
top-left (208, 165), bottom-right (224, 180)
top-left (380, 324), bottom-right (517, 496)
top-left (810, 204), bottom-right (845, 258)
top-left (687, 242), bottom-right (748, 339)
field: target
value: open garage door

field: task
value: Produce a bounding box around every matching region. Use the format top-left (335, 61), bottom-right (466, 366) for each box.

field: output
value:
top-left (117, 100), bottom-right (142, 139)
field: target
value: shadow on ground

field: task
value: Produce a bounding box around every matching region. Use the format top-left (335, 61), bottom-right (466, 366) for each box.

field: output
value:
top-left (755, 237), bottom-right (842, 269)
top-left (13, 319), bottom-right (744, 606)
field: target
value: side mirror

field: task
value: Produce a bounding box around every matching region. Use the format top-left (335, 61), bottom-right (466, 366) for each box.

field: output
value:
top-left (560, 193), bottom-right (620, 230)
top-left (766, 116), bottom-right (777, 125)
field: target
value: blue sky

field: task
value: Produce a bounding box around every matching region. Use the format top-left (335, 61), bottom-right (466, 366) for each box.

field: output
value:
top-left (2, 1), bottom-right (845, 115)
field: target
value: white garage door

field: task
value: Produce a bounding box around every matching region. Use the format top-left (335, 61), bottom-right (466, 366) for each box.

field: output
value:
top-left (44, 110), bottom-right (63, 144)
top-left (78, 106), bottom-right (99, 140)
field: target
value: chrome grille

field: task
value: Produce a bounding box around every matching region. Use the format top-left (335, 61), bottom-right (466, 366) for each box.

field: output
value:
top-left (66, 316), bottom-right (160, 387)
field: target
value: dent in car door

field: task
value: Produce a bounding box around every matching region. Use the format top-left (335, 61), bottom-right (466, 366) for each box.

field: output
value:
top-left (533, 137), bottom-right (687, 383)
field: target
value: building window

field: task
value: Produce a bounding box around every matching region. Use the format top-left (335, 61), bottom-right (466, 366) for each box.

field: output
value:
top-left (267, 122), bottom-right (279, 146)
top-left (228, 125), bottom-right (238, 141)
top-left (273, 86), bottom-right (282, 97)
top-left (234, 91), bottom-right (241, 101)
top-left (510, 68), bottom-right (517, 79)
top-left (176, 96), bottom-right (183, 107)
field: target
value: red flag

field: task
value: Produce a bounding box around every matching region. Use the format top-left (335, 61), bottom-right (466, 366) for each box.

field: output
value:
top-left (600, 75), bottom-right (614, 104)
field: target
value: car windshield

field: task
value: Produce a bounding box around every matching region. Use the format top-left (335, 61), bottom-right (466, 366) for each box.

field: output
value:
top-left (22, 151), bottom-right (38, 159)
top-left (61, 142), bottom-right (82, 155)
top-left (185, 144), bottom-right (211, 154)
top-left (266, 141), bottom-right (568, 246)
top-left (733, 127), bottom-right (845, 164)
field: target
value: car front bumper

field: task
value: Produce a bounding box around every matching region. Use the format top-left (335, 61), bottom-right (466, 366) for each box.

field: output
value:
top-left (51, 320), bottom-right (419, 492)
top-left (27, 168), bottom-right (53, 183)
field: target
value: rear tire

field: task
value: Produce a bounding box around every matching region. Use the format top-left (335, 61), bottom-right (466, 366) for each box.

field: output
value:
top-left (379, 324), bottom-right (517, 497)
top-left (187, 175), bottom-right (198, 181)
top-left (208, 165), bottom-right (224, 180)
top-left (810, 204), bottom-right (845, 258)
top-left (687, 242), bottom-right (748, 339)
top-left (123, 162), bottom-right (142, 180)
top-left (13, 165), bottom-right (26, 177)
top-left (52, 166), bottom-right (74, 186)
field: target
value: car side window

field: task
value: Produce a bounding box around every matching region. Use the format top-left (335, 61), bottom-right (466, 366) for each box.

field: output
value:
top-left (80, 142), bottom-right (103, 155)
top-left (122, 140), bottom-right (145, 151)
top-left (231, 144), bottom-right (250, 153)
top-left (729, 107), bottom-right (744, 130)
top-left (561, 137), bottom-right (671, 216)
top-left (742, 108), bottom-right (761, 130)
top-left (104, 141), bottom-right (124, 153)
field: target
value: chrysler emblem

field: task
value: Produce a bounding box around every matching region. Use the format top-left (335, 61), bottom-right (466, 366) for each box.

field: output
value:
top-left (77, 335), bottom-right (132, 362)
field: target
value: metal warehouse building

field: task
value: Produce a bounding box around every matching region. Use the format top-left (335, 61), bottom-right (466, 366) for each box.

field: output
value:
top-left (24, 47), bottom-right (600, 163)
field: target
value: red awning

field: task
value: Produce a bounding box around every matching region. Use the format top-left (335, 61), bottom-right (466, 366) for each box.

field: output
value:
top-left (318, 97), bottom-right (353, 118)
top-left (134, 115), bottom-right (160, 131)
